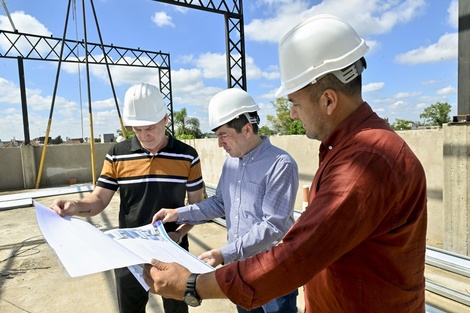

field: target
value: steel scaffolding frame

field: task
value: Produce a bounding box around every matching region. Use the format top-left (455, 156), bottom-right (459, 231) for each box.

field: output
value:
top-left (0, 0), bottom-right (245, 188)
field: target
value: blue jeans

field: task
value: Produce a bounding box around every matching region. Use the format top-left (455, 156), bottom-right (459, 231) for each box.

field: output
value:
top-left (236, 289), bottom-right (298, 313)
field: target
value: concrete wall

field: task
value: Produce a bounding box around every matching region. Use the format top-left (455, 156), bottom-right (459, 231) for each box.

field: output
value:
top-left (397, 130), bottom-right (444, 248)
top-left (0, 130), bottom-right (445, 248)
top-left (189, 131), bottom-right (443, 248)
top-left (32, 143), bottom-right (111, 188)
top-left (0, 143), bottom-right (113, 191)
top-left (0, 146), bottom-right (24, 191)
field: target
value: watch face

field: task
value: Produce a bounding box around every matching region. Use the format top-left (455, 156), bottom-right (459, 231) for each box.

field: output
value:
top-left (184, 293), bottom-right (201, 307)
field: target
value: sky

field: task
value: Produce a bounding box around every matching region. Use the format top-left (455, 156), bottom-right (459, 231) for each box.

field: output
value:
top-left (0, 0), bottom-right (459, 141)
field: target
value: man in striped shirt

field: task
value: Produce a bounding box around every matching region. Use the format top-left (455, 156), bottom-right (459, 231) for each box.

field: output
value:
top-left (50, 83), bottom-right (205, 313)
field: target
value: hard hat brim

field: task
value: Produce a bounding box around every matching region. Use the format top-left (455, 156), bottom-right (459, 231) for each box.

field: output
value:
top-left (123, 117), bottom-right (162, 127)
top-left (275, 85), bottom-right (288, 98)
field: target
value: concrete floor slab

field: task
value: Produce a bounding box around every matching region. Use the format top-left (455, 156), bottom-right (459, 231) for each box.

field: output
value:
top-left (0, 189), bottom-right (305, 313)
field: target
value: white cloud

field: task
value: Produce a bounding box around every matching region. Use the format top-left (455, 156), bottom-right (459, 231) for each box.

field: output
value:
top-left (0, 11), bottom-right (55, 56)
top-left (0, 78), bottom-right (21, 103)
top-left (394, 91), bottom-right (422, 99)
top-left (90, 98), bottom-right (116, 110)
top-left (151, 11), bottom-right (175, 28)
top-left (173, 6), bottom-right (188, 14)
top-left (374, 107), bottom-right (385, 114)
top-left (303, 0), bottom-right (426, 36)
top-left (364, 40), bottom-right (380, 54)
top-left (0, 78), bottom-right (88, 139)
top-left (246, 55), bottom-right (279, 80)
top-left (70, 62), bottom-right (161, 86)
top-left (0, 11), bottom-right (50, 34)
top-left (447, 0), bottom-right (458, 29)
top-left (195, 53), bottom-right (226, 79)
top-left (245, 0), bottom-right (427, 43)
top-left (56, 100), bottom-right (81, 117)
top-left (174, 86), bottom-right (221, 110)
top-left (421, 80), bottom-right (438, 86)
top-left (245, 0), bottom-right (310, 43)
top-left (436, 86), bottom-right (455, 96)
top-left (189, 52), bottom-right (278, 82)
top-left (363, 82), bottom-right (384, 93)
top-left (0, 1), bottom-right (458, 139)
top-left (176, 54), bottom-right (195, 64)
top-left (171, 68), bottom-right (205, 93)
top-left (390, 100), bottom-right (406, 109)
top-left (395, 32), bottom-right (458, 64)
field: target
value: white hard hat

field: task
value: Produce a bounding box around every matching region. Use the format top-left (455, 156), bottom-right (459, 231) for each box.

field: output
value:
top-left (208, 88), bottom-right (260, 131)
top-left (275, 14), bottom-right (369, 98)
top-left (123, 83), bottom-right (167, 127)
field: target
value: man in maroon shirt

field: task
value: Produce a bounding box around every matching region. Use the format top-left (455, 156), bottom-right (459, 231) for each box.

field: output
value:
top-left (143, 14), bottom-right (427, 313)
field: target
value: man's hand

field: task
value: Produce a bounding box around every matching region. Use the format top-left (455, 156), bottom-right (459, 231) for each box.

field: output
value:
top-left (49, 187), bottom-right (113, 217)
top-left (152, 209), bottom-right (179, 224)
top-left (198, 249), bottom-right (224, 267)
top-left (50, 199), bottom-right (79, 217)
top-left (143, 259), bottom-right (189, 299)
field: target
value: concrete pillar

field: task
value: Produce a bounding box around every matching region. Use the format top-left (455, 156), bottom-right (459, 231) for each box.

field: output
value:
top-left (443, 124), bottom-right (470, 256)
top-left (20, 145), bottom-right (37, 189)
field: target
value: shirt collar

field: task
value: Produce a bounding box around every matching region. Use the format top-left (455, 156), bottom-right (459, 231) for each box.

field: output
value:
top-left (240, 136), bottom-right (270, 161)
top-left (321, 102), bottom-right (374, 152)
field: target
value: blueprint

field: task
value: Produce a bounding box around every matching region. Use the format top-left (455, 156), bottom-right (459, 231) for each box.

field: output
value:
top-left (34, 201), bottom-right (214, 290)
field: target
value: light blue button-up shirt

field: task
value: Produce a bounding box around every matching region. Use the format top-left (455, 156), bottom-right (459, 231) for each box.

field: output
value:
top-left (177, 136), bottom-right (299, 264)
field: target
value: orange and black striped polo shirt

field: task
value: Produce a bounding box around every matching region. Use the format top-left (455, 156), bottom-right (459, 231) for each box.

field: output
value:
top-left (97, 134), bottom-right (204, 230)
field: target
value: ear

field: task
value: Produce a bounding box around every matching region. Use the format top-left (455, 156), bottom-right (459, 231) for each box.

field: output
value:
top-left (322, 89), bottom-right (338, 116)
top-left (244, 123), bottom-right (253, 136)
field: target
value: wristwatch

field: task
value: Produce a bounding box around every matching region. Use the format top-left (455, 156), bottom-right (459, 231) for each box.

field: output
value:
top-left (183, 273), bottom-right (202, 307)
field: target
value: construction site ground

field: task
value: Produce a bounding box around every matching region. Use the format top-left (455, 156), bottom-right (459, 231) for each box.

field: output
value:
top-left (1, 186), bottom-right (469, 313)
top-left (0, 187), bottom-right (305, 313)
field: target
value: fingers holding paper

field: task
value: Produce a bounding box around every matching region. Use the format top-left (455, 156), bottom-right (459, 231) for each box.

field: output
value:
top-left (143, 259), bottom-right (189, 299)
top-left (50, 199), bottom-right (79, 217)
top-left (198, 248), bottom-right (224, 267)
top-left (152, 209), bottom-right (179, 225)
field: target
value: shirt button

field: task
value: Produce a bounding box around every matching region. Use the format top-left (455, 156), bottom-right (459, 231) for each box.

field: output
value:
top-left (329, 146), bottom-right (333, 150)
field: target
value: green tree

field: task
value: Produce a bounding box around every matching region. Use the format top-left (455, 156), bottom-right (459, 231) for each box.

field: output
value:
top-left (174, 108), bottom-right (202, 139)
top-left (117, 128), bottom-right (135, 139)
top-left (51, 135), bottom-right (63, 144)
top-left (267, 97), bottom-right (305, 135)
top-left (259, 125), bottom-right (275, 136)
top-left (419, 101), bottom-right (452, 127)
top-left (391, 118), bottom-right (414, 131)
top-left (287, 119), bottom-right (306, 135)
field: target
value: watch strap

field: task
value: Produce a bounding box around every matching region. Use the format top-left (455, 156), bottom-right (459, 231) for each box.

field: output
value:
top-left (186, 272), bottom-right (198, 292)
top-left (184, 273), bottom-right (201, 307)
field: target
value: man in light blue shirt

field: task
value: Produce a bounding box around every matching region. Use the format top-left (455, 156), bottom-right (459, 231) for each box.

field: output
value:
top-left (153, 88), bottom-right (299, 313)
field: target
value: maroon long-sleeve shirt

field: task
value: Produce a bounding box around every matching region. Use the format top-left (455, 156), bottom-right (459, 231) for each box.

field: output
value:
top-left (215, 102), bottom-right (427, 312)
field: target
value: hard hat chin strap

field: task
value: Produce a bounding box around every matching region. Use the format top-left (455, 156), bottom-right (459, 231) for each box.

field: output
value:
top-left (331, 57), bottom-right (367, 84)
